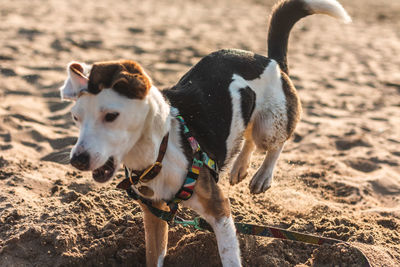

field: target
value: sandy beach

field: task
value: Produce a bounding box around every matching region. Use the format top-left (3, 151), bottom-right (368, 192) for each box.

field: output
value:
top-left (0, 0), bottom-right (399, 266)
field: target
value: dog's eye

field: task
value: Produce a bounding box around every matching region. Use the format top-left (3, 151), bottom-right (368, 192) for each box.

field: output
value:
top-left (104, 112), bottom-right (119, 122)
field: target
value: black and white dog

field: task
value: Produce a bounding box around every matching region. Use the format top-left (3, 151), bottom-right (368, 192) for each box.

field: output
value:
top-left (59, 0), bottom-right (350, 266)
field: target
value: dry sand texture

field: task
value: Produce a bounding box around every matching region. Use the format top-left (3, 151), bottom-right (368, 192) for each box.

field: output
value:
top-left (1, 0), bottom-right (400, 266)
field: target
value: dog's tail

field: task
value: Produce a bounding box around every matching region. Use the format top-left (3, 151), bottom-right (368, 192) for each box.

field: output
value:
top-left (267, 0), bottom-right (351, 74)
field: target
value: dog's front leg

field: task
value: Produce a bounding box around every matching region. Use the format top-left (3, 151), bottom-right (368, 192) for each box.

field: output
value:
top-left (186, 169), bottom-right (242, 267)
top-left (140, 201), bottom-right (168, 267)
top-left (211, 215), bottom-right (241, 267)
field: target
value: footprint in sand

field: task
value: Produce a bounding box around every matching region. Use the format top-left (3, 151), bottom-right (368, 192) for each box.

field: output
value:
top-left (391, 151), bottom-right (400, 157)
top-left (0, 157), bottom-right (12, 180)
top-left (369, 178), bottom-right (400, 195)
top-left (128, 27), bottom-right (144, 34)
top-left (0, 132), bottom-right (11, 142)
top-left (369, 157), bottom-right (399, 167)
top-left (345, 158), bottom-right (380, 173)
top-left (49, 137), bottom-right (77, 150)
top-left (21, 141), bottom-right (45, 152)
top-left (41, 148), bottom-right (71, 164)
top-left (0, 156), bottom-right (9, 168)
top-left (330, 181), bottom-right (361, 199)
top-left (66, 36), bottom-right (103, 49)
top-left (51, 38), bottom-right (70, 52)
top-left (0, 144), bottom-right (13, 150)
top-left (335, 137), bottom-right (372, 151)
top-left (0, 54), bottom-right (14, 61)
top-left (18, 28), bottom-right (43, 40)
top-left (22, 74), bottom-right (41, 84)
top-left (41, 137), bottom-right (77, 164)
top-left (47, 101), bottom-right (71, 112)
top-left (376, 219), bottom-right (399, 230)
top-left (0, 132), bottom-right (12, 150)
top-left (0, 68), bottom-right (17, 77)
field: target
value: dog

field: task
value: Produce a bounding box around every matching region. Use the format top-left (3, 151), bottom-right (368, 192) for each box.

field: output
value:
top-left (59, 0), bottom-right (350, 266)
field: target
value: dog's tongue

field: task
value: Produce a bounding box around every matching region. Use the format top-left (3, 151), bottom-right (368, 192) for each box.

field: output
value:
top-left (92, 157), bottom-right (114, 183)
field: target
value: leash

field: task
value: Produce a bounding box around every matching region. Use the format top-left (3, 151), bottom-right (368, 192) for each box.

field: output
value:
top-left (173, 216), bottom-right (371, 267)
top-left (117, 114), bottom-right (371, 266)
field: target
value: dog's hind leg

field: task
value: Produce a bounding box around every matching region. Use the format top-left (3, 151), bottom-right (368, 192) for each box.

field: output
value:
top-left (140, 201), bottom-right (169, 267)
top-left (249, 143), bottom-right (284, 194)
top-left (186, 169), bottom-right (241, 267)
top-left (248, 109), bottom-right (287, 194)
top-left (230, 126), bottom-right (255, 185)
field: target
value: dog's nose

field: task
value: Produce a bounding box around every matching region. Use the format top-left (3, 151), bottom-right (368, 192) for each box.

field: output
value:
top-left (70, 152), bottom-right (90, 170)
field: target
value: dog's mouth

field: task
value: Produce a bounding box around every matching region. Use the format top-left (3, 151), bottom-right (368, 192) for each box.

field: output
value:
top-left (92, 157), bottom-right (115, 183)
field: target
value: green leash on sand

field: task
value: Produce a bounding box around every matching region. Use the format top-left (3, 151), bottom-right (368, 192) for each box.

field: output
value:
top-left (173, 215), bottom-right (371, 267)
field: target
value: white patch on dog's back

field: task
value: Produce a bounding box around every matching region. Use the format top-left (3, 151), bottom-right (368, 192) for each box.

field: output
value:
top-left (249, 61), bottom-right (288, 150)
top-left (225, 60), bottom-right (288, 157)
top-left (225, 77), bottom-right (248, 163)
top-left (247, 60), bottom-right (286, 111)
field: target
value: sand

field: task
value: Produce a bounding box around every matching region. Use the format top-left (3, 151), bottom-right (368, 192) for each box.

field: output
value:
top-left (0, 0), bottom-right (399, 266)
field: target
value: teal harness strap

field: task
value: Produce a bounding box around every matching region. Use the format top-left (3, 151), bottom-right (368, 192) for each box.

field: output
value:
top-left (175, 115), bottom-right (218, 176)
top-left (201, 152), bottom-right (218, 173)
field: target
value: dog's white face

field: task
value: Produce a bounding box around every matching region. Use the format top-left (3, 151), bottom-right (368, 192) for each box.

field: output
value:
top-left (60, 60), bottom-right (152, 182)
top-left (70, 89), bottom-right (149, 182)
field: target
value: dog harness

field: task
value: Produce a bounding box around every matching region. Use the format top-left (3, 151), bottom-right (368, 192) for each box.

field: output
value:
top-left (117, 114), bottom-right (218, 221)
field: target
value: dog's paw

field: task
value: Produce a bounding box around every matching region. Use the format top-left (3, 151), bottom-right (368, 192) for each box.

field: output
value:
top-left (249, 170), bottom-right (273, 194)
top-left (230, 168), bottom-right (248, 185)
top-left (230, 160), bottom-right (249, 185)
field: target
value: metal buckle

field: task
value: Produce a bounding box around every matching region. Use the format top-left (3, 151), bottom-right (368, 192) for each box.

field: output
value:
top-left (125, 167), bottom-right (136, 185)
top-left (139, 162), bottom-right (162, 181)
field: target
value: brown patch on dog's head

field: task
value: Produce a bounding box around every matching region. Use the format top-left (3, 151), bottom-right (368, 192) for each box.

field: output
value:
top-left (87, 60), bottom-right (151, 99)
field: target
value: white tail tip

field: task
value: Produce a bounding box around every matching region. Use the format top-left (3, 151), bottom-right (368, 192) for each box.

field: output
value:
top-left (303, 0), bottom-right (352, 23)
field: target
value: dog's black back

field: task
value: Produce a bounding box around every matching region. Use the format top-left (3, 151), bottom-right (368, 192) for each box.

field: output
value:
top-left (163, 49), bottom-right (271, 167)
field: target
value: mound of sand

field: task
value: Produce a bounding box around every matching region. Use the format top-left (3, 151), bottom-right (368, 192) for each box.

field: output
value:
top-left (1, 0), bottom-right (399, 266)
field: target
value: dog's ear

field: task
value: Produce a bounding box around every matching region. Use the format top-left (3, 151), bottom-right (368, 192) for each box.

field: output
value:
top-left (59, 62), bottom-right (90, 101)
top-left (111, 71), bottom-right (151, 99)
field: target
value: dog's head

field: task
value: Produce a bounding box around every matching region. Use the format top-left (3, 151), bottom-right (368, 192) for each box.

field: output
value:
top-left (60, 60), bottom-right (152, 182)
